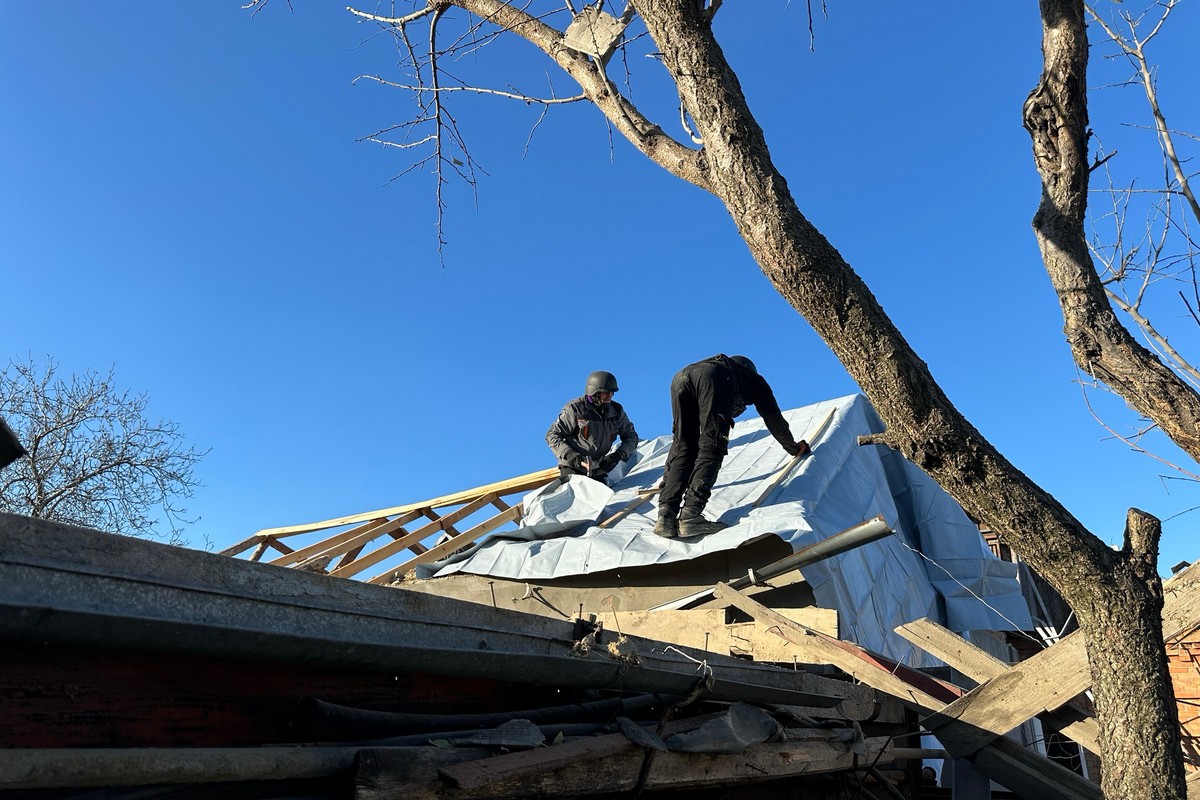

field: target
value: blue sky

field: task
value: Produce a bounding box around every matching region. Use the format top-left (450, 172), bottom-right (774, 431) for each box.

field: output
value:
top-left (3, 3), bottom-right (1197, 573)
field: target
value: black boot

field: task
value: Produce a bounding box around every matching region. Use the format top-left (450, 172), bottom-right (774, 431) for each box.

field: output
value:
top-left (678, 511), bottom-right (727, 538)
top-left (653, 514), bottom-right (680, 538)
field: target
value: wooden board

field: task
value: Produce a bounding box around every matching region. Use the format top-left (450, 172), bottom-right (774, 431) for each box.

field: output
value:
top-left (712, 584), bottom-right (1101, 800)
top-left (896, 617), bottom-right (1100, 754)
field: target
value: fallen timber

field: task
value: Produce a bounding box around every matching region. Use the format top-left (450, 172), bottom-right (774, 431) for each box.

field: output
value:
top-left (0, 513), bottom-right (910, 798)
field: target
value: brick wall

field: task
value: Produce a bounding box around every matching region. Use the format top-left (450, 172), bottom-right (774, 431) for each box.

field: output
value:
top-left (1168, 638), bottom-right (1200, 770)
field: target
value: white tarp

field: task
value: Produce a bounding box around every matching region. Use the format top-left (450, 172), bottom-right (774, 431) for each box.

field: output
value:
top-left (417, 394), bottom-right (1032, 666)
top-left (518, 475), bottom-right (614, 538)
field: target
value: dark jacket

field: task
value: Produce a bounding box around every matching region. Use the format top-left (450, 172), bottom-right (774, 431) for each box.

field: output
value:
top-left (677, 355), bottom-right (797, 452)
top-left (546, 396), bottom-right (639, 469)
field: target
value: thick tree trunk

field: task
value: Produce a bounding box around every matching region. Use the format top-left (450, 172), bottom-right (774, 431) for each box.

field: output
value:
top-left (632, 1), bottom-right (1185, 797)
top-left (1080, 511), bottom-right (1181, 795)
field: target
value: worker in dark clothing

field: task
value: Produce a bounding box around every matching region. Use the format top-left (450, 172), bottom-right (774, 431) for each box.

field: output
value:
top-left (654, 355), bottom-right (809, 538)
top-left (547, 371), bottom-right (639, 486)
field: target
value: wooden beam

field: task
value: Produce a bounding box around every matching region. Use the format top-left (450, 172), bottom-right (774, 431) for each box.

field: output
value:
top-left (713, 583), bottom-right (961, 708)
top-left (922, 631), bottom-right (1090, 758)
top-left (971, 736), bottom-right (1101, 800)
top-left (218, 536), bottom-right (261, 557)
top-left (270, 512), bottom-right (424, 568)
top-left (249, 541), bottom-right (270, 562)
top-left (333, 543), bottom-right (368, 571)
top-left (371, 505), bottom-right (524, 585)
top-left (595, 608), bottom-right (837, 663)
top-left (331, 495), bottom-right (501, 579)
top-left (267, 539), bottom-right (294, 555)
top-left (597, 484), bottom-right (660, 529)
top-left (896, 618), bottom-right (1100, 754)
top-left (249, 468), bottom-right (558, 539)
top-left (713, 584), bottom-right (1101, 800)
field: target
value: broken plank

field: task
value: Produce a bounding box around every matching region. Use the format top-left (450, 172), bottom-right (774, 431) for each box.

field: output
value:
top-left (922, 630), bottom-right (1090, 758)
top-left (713, 584), bottom-right (1101, 800)
top-left (713, 583), bottom-right (961, 708)
top-left (437, 714), bottom-right (715, 790)
top-left (896, 618), bottom-right (1100, 754)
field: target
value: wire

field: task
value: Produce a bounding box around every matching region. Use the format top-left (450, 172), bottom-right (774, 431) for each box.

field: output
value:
top-left (894, 538), bottom-right (1044, 645)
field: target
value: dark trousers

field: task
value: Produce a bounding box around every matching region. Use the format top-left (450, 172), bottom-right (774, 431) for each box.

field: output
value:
top-left (658, 365), bottom-right (733, 520)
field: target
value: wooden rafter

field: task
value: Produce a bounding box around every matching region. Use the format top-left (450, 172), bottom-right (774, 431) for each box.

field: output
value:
top-left (370, 504), bottom-right (524, 585)
top-left (271, 512), bottom-right (424, 568)
top-left (223, 468), bottom-right (558, 580)
top-left (331, 493), bottom-right (503, 579)
top-left (249, 468), bottom-right (557, 540)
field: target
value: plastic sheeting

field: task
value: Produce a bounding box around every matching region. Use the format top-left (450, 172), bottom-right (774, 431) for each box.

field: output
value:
top-left (418, 394), bottom-right (1032, 666)
top-left (519, 476), bottom-right (614, 539)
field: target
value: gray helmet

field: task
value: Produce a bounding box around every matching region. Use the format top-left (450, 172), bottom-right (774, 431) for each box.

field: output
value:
top-left (585, 370), bottom-right (619, 396)
top-left (729, 355), bottom-right (758, 375)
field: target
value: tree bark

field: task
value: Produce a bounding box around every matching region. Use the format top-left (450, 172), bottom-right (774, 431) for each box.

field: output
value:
top-left (630, 1), bottom-right (1185, 797)
top-left (1025, 0), bottom-right (1200, 464)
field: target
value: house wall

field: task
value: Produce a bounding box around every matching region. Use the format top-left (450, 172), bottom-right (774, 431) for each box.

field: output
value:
top-left (1167, 637), bottom-right (1200, 771)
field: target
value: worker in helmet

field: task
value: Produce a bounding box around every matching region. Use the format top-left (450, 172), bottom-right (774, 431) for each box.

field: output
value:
top-left (654, 355), bottom-right (809, 539)
top-left (546, 370), bottom-right (639, 486)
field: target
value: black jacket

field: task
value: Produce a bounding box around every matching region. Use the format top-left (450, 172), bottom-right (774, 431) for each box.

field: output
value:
top-left (677, 355), bottom-right (797, 451)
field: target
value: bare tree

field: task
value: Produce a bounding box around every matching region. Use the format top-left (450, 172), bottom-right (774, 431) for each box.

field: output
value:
top-left (258, 1), bottom-right (1194, 796)
top-left (1083, 0), bottom-right (1200, 472)
top-left (0, 357), bottom-right (207, 546)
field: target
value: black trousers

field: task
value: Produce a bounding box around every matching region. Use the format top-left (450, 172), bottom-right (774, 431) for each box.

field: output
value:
top-left (658, 363), bottom-right (735, 520)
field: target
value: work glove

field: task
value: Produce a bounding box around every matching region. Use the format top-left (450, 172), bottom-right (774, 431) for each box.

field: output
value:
top-left (788, 440), bottom-right (811, 458)
top-left (568, 452), bottom-right (588, 470)
top-left (599, 451), bottom-right (622, 473)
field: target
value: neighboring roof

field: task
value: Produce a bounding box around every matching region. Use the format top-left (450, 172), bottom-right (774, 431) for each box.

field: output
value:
top-left (420, 394), bottom-right (1032, 666)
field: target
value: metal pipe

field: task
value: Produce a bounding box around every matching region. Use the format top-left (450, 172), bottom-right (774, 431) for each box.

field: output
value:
top-left (650, 516), bottom-right (893, 611)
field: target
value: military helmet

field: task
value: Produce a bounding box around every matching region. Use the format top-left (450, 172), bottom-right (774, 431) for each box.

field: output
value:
top-left (729, 355), bottom-right (758, 375)
top-left (585, 370), bottom-right (619, 396)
